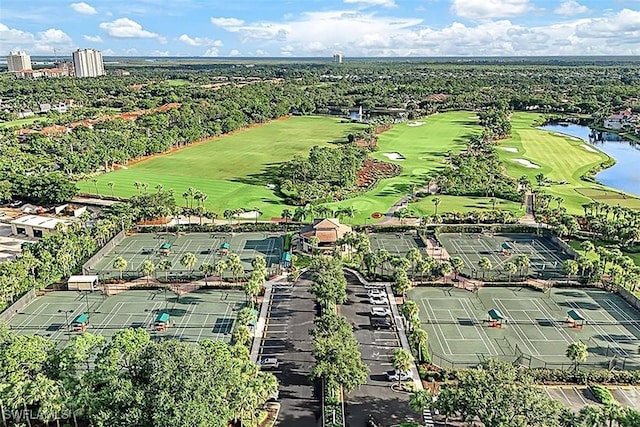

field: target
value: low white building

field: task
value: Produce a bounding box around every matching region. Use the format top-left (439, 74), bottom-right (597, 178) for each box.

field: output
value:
top-left (68, 275), bottom-right (99, 291)
top-left (11, 215), bottom-right (72, 238)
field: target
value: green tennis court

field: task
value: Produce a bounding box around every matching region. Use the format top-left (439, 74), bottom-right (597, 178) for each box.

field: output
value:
top-left (408, 286), bottom-right (640, 370)
top-left (88, 232), bottom-right (284, 280)
top-left (438, 232), bottom-right (573, 280)
top-left (368, 231), bottom-right (425, 256)
top-left (7, 289), bottom-right (247, 345)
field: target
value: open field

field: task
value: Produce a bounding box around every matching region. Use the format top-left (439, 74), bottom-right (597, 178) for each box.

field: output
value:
top-left (88, 232), bottom-right (284, 280)
top-left (409, 286), bottom-right (640, 370)
top-left (498, 113), bottom-right (640, 214)
top-left (0, 116), bottom-right (50, 129)
top-left (325, 111), bottom-right (482, 223)
top-left (83, 116), bottom-right (365, 219)
top-left (438, 232), bottom-right (572, 280)
top-left (7, 289), bottom-right (246, 345)
top-left (574, 188), bottom-right (640, 210)
top-left (411, 194), bottom-right (523, 217)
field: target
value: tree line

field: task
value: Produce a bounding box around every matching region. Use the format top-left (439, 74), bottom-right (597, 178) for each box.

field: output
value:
top-left (0, 324), bottom-right (277, 427)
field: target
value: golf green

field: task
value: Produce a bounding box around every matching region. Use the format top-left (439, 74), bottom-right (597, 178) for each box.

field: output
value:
top-left (325, 111), bottom-right (482, 222)
top-left (497, 113), bottom-right (636, 214)
top-left (83, 116), bottom-right (365, 218)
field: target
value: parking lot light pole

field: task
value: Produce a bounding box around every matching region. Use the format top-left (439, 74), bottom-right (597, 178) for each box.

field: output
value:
top-left (58, 309), bottom-right (73, 339)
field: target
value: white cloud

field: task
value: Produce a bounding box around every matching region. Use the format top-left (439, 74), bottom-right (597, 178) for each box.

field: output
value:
top-left (38, 29), bottom-right (72, 44)
top-left (99, 18), bottom-right (165, 42)
top-left (212, 8), bottom-right (640, 56)
top-left (255, 49), bottom-right (269, 56)
top-left (554, 0), bottom-right (590, 16)
top-left (203, 47), bottom-right (219, 56)
top-left (343, 0), bottom-right (397, 7)
top-left (70, 2), bottom-right (97, 15)
top-left (450, 0), bottom-right (533, 19)
top-left (211, 17), bottom-right (245, 27)
top-left (83, 34), bottom-right (103, 43)
top-left (178, 34), bottom-right (223, 47)
top-left (229, 49), bottom-right (241, 56)
top-left (153, 50), bottom-right (170, 56)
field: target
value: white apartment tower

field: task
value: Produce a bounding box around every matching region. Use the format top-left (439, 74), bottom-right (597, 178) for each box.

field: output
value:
top-left (72, 48), bottom-right (105, 78)
top-left (333, 52), bottom-right (343, 64)
top-left (7, 51), bottom-right (32, 72)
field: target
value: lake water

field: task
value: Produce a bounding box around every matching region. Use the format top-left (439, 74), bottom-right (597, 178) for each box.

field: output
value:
top-left (539, 123), bottom-right (640, 197)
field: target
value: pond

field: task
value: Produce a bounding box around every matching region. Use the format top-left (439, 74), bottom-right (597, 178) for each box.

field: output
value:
top-left (539, 123), bottom-right (640, 197)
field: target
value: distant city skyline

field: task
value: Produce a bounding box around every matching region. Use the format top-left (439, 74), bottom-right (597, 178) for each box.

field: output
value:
top-left (1, 0), bottom-right (640, 57)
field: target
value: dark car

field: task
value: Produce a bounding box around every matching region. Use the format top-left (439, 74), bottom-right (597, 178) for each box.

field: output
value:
top-left (200, 248), bottom-right (212, 254)
top-left (141, 248), bottom-right (154, 255)
top-left (370, 316), bottom-right (393, 330)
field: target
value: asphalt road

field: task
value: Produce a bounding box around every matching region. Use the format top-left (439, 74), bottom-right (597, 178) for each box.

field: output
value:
top-left (341, 271), bottom-right (418, 426)
top-left (259, 274), bottom-right (320, 426)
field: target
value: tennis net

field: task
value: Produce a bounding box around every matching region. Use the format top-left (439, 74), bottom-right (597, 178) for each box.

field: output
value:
top-left (424, 318), bottom-right (640, 327)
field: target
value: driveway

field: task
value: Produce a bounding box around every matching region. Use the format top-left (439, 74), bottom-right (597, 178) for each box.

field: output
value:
top-left (258, 274), bottom-right (320, 426)
top-left (341, 271), bottom-right (418, 426)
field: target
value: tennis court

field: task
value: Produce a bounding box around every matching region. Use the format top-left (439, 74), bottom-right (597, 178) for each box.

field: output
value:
top-left (368, 231), bottom-right (425, 256)
top-left (7, 289), bottom-right (247, 345)
top-left (438, 232), bottom-right (573, 280)
top-left (408, 286), bottom-right (640, 370)
top-left (88, 232), bottom-right (284, 280)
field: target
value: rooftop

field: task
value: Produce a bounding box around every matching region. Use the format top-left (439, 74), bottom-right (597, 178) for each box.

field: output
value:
top-left (11, 215), bottom-right (72, 230)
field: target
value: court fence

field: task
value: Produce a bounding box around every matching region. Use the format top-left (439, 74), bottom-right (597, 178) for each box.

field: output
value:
top-left (0, 289), bottom-right (37, 323)
top-left (82, 230), bottom-right (126, 275)
top-left (427, 342), bottom-right (632, 371)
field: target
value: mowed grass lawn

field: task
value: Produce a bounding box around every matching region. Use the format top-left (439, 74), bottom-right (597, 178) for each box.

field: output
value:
top-left (325, 111), bottom-right (482, 222)
top-left (0, 116), bottom-right (50, 129)
top-left (411, 195), bottom-right (523, 217)
top-left (84, 116), bottom-right (365, 218)
top-left (497, 113), bottom-right (623, 215)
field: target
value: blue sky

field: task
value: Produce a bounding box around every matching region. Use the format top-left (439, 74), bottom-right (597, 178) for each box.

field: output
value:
top-left (1, 0), bottom-right (640, 57)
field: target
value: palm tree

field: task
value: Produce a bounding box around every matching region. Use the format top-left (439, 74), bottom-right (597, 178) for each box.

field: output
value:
top-left (515, 254), bottom-right (530, 279)
top-left (399, 300), bottom-right (420, 330)
top-left (450, 257), bottom-right (464, 280)
top-left (134, 181), bottom-right (141, 194)
top-left (155, 184), bottom-right (163, 193)
top-left (180, 252), bottom-right (197, 275)
top-left (92, 179), bottom-right (99, 195)
top-left (112, 256), bottom-right (127, 280)
top-left (406, 248), bottom-right (422, 277)
top-left (409, 390), bottom-right (433, 417)
top-left (140, 260), bottom-right (155, 284)
top-left (182, 192), bottom-right (189, 207)
top-left (157, 259), bottom-right (172, 281)
top-left (563, 259), bottom-right (579, 279)
top-left (308, 236), bottom-right (320, 255)
top-left (214, 259), bottom-right (227, 279)
top-left (581, 240), bottom-right (595, 255)
top-left (478, 257), bottom-right (492, 280)
top-left (107, 181), bottom-right (115, 197)
top-left (505, 261), bottom-right (518, 283)
top-left (566, 341), bottom-right (588, 370)
top-left (281, 209), bottom-right (292, 231)
top-left (390, 348), bottom-right (414, 388)
top-left (199, 262), bottom-right (214, 281)
top-left (409, 327), bottom-right (429, 362)
top-left (432, 197), bottom-right (441, 216)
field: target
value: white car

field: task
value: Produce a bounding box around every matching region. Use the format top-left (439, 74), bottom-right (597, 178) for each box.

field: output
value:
top-left (386, 370), bottom-right (414, 382)
top-left (370, 307), bottom-right (391, 317)
top-left (259, 357), bottom-right (280, 370)
top-left (367, 288), bottom-right (386, 297)
top-left (369, 295), bottom-right (388, 305)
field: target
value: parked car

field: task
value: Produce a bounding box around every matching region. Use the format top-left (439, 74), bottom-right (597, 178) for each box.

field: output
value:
top-left (141, 248), bottom-right (154, 255)
top-left (367, 288), bottom-right (386, 297)
top-left (386, 370), bottom-right (414, 382)
top-left (369, 295), bottom-right (388, 305)
top-left (258, 357), bottom-right (280, 370)
top-left (370, 316), bottom-right (393, 330)
top-left (200, 248), bottom-right (212, 254)
top-left (364, 283), bottom-right (385, 290)
top-left (370, 306), bottom-right (392, 317)
top-left (8, 200), bottom-right (22, 208)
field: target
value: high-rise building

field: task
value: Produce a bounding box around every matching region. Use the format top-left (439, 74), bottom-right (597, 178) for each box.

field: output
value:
top-left (333, 52), bottom-right (343, 64)
top-left (72, 48), bottom-right (105, 78)
top-left (7, 51), bottom-right (32, 72)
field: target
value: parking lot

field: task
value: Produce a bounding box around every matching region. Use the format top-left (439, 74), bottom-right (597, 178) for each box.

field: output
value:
top-left (544, 385), bottom-right (640, 411)
top-left (341, 271), bottom-right (418, 426)
top-left (258, 274), bottom-right (319, 426)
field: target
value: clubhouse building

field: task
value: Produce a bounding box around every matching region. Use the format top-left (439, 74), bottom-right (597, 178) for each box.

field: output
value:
top-left (299, 218), bottom-right (352, 253)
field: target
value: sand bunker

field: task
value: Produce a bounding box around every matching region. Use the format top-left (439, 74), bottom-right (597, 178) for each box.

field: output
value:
top-left (265, 183), bottom-right (276, 190)
top-left (581, 144), bottom-right (598, 153)
top-left (236, 210), bottom-right (260, 219)
top-left (383, 152), bottom-right (406, 161)
top-left (512, 158), bottom-right (540, 169)
top-left (500, 147), bottom-right (518, 153)
top-left (407, 121), bottom-right (424, 127)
